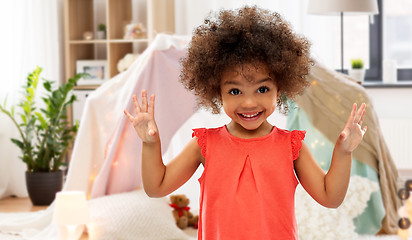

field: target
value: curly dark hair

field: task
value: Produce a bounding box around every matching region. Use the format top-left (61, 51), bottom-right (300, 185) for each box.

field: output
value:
top-left (180, 5), bottom-right (313, 114)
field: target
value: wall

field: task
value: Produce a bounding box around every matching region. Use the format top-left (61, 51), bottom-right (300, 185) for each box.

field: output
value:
top-left (366, 87), bottom-right (412, 178)
top-left (366, 88), bottom-right (412, 119)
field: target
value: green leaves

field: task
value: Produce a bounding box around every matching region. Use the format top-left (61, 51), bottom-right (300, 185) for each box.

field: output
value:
top-left (351, 59), bottom-right (364, 69)
top-left (0, 67), bottom-right (83, 172)
top-left (11, 138), bottom-right (25, 149)
top-left (35, 112), bottom-right (47, 129)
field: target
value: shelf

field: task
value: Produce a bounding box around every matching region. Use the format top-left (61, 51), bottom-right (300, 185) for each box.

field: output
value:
top-left (69, 38), bottom-right (149, 44)
top-left (70, 40), bottom-right (108, 44)
top-left (64, 0), bottom-right (175, 83)
top-left (107, 38), bottom-right (149, 43)
top-left (63, 0), bottom-right (175, 162)
top-left (362, 81), bottom-right (412, 88)
top-left (74, 85), bottom-right (101, 90)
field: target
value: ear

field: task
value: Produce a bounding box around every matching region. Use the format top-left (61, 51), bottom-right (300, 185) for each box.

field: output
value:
top-left (170, 195), bottom-right (176, 203)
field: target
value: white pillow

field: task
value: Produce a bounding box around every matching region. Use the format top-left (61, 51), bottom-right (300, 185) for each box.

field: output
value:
top-left (87, 189), bottom-right (189, 240)
top-left (295, 176), bottom-right (379, 240)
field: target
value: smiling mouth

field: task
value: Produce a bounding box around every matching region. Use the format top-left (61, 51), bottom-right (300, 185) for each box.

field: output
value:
top-left (238, 112), bottom-right (263, 119)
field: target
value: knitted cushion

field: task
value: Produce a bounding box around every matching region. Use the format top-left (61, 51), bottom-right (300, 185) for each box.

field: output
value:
top-left (295, 176), bottom-right (379, 240)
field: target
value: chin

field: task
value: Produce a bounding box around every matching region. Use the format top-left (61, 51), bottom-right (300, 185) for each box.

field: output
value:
top-left (239, 123), bottom-right (264, 131)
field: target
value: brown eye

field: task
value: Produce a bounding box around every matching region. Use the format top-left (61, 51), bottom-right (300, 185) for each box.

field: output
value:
top-left (229, 89), bottom-right (241, 95)
top-left (257, 86), bottom-right (269, 93)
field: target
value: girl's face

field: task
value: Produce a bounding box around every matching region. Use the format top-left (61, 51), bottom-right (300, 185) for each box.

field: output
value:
top-left (220, 63), bottom-right (279, 135)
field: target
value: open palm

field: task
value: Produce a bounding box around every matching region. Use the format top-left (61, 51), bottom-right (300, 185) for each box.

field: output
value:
top-left (124, 89), bottom-right (159, 143)
top-left (339, 103), bottom-right (367, 153)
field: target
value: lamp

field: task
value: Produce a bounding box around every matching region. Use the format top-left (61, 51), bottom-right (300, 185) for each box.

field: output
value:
top-left (53, 191), bottom-right (90, 240)
top-left (307, 0), bottom-right (379, 73)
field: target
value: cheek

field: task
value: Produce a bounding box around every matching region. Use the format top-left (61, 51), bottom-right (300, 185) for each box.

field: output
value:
top-left (220, 93), bottom-right (229, 107)
top-left (221, 105), bottom-right (232, 120)
top-left (266, 95), bottom-right (278, 112)
top-left (267, 101), bottom-right (276, 113)
top-left (221, 98), bottom-right (231, 112)
top-left (221, 97), bottom-right (236, 116)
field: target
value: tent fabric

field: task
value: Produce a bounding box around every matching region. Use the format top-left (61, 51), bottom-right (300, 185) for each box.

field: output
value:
top-left (287, 104), bottom-right (386, 234)
top-left (89, 36), bottom-right (196, 198)
top-left (0, 34), bottom-right (195, 239)
top-left (293, 62), bottom-right (402, 234)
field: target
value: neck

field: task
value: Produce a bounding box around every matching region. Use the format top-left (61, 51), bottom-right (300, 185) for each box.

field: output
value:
top-left (226, 121), bottom-right (273, 139)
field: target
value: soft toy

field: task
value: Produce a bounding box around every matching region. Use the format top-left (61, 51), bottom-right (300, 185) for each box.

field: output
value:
top-left (169, 194), bottom-right (199, 229)
top-left (117, 53), bottom-right (140, 72)
top-left (123, 22), bottom-right (146, 39)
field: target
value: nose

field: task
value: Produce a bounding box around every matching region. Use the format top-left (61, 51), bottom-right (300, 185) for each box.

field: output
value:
top-left (240, 95), bottom-right (258, 109)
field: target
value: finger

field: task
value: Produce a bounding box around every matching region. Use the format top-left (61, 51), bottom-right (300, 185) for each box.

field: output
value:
top-left (359, 103), bottom-right (366, 122)
top-left (345, 103), bottom-right (356, 126)
top-left (148, 129), bottom-right (156, 136)
top-left (362, 125), bottom-right (367, 135)
top-left (141, 89), bottom-right (148, 112)
top-left (358, 107), bottom-right (366, 126)
top-left (350, 103), bottom-right (357, 123)
top-left (148, 94), bottom-right (155, 117)
top-left (355, 103), bottom-right (366, 123)
top-left (123, 109), bottom-right (134, 122)
top-left (339, 130), bottom-right (347, 141)
top-left (133, 95), bottom-right (141, 113)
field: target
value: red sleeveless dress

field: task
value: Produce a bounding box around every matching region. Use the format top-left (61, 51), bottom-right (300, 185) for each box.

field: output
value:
top-left (192, 126), bottom-right (305, 240)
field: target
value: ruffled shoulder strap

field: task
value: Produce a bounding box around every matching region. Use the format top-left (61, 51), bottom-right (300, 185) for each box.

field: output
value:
top-left (291, 130), bottom-right (306, 160)
top-left (192, 128), bottom-right (207, 158)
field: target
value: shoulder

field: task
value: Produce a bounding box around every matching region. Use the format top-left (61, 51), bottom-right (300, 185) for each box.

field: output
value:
top-left (275, 127), bottom-right (306, 138)
top-left (192, 126), bottom-right (224, 137)
top-left (192, 126), bottom-right (224, 159)
top-left (275, 127), bottom-right (290, 135)
top-left (274, 127), bottom-right (306, 159)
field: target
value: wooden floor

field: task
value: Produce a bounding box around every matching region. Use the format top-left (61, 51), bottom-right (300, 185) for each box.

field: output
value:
top-left (0, 197), bottom-right (47, 212)
top-left (0, 197), bottom-right (88, 239)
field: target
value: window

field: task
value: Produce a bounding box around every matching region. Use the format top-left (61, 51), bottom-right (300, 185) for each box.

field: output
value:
top-left (384, 0), bottom-right (412, 68)
top-left (344, 15), bottom-right (371, 70)
top-left (368, 0), bottom-right (412, 81)
top-left (304, 7), bottom-right (372, 74)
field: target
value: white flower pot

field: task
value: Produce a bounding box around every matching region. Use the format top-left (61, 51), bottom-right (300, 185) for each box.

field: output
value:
top-left (348, 69), bottom-right (365, 84)
top-left (96, 31), bottom-right (106, 39)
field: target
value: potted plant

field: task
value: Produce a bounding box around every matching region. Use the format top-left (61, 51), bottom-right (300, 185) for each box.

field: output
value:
top-left (0, 67), bottom-right (84, 205)
top-left (348, 58), bottom-right (365, 84)
top-left (97, 23), bottom-right (106, 39)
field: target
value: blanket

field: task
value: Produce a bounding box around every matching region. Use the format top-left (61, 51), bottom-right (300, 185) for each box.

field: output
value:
top-left (294, 62), bottom-right (402, 233)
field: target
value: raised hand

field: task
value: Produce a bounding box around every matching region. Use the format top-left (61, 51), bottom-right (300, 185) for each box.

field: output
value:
top-left (124, 89), bottom-right (159, 143)
top-left (339, 103), bottom-right (367, 153)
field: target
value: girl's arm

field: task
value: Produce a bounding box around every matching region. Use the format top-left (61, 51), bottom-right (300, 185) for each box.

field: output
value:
top-left (294, 103), bottom-right (367, 208)
top-left (124, 90), bottom-right (203, 198)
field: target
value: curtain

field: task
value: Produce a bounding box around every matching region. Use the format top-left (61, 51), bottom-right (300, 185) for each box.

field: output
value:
top-left (0, 0), bottom-right (63, 199)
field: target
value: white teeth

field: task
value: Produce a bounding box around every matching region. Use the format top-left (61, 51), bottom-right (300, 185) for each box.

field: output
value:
top-left (241, 112), bottom-right (259, 118)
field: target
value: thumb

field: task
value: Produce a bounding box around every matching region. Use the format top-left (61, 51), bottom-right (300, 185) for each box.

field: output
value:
top-left (148, 129), bottom-right (156, 136)
top-left (339, 130), bottom-right (347, 142)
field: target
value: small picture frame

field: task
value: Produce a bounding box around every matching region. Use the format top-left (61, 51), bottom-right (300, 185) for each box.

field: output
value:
top-left (76, 60), bottom-right (108, 85)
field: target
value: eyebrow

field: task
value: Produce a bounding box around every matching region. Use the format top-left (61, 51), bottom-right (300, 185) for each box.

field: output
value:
top-left (222, 77), bottom-right (273, 85)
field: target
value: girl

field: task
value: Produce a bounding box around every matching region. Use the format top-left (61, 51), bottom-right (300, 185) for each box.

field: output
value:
top-left (124, 6), bottom-right (367, 240)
